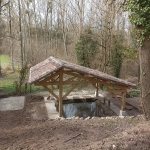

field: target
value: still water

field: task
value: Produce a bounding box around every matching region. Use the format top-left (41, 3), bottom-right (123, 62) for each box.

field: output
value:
top-left (63, 102), bottom-right (103, 118)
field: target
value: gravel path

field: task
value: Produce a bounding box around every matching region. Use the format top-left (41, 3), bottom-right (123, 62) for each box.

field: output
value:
top-left (0, 96), bottom-right (25, 111)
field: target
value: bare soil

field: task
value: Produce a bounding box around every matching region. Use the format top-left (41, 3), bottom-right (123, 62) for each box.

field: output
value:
top-left (0, 95), bottom-right (150, 150)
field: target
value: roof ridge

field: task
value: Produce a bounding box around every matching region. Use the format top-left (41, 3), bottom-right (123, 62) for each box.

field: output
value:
top-left (50, 56), bottom-right (64, 66)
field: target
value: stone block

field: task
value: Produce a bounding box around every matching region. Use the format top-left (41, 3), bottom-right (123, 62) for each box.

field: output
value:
top-left (119, 110), bottom-right (126, 116)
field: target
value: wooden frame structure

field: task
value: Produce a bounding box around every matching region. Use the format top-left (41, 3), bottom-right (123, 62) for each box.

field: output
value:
top-left (29, 56), bottom-right (136, 117)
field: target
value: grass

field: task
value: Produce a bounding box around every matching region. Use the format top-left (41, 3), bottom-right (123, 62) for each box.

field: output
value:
top-left (0, 54), bottom-right (11, 69)
top-left (0, 54), bottom-right (10, 63)
top-left (0, 72), bottom-right (17, 94)
top-left (0, 54), bottom-right (45, 96)
top-left (0, 54), bottom-right (18, 95)
top-left (126, 117), bottom-right (139, 125)
top-left (0, 71), bottom-right (44, 96)
top-left (127, 89), bottom-right (140, 98)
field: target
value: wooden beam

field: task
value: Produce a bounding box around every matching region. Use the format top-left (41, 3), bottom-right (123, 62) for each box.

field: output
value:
top-left (121, 91), bottom-right (126, 110)
top-left (51, 85), bottom-right (54, 91)
top-left (111, 93), bottom-right (122, 105)
top-left (54, 76), bottom-right (59, 81)
top-left (59, 69), bottom-right (63, 117)
top-left (92, 83), bottom-right (97, 88)
top-left (37, 71), bottom-right (60, 84)
top-left (50, 75), bottom-right (59, 82)
top-left (35, 70), bottom-right (128, 90)
top-left (107, 89), bottom-right (127, 93)
top-left (107, 88), bottom-right (127, 110)
top-left (64, 70), bottom-right (129, 89)
top-left (64, 76), bottom-right (76, 82)
top-left (63, 70), bottom-right (95, 81)
top-left (63, 69), bottom-right (73, 72)
top-left (42, 85), bottom-right (59, 100)
top-left (63, 70), bottom-right (81, 74)
top-left (35, 80), bottom-right (97, 86)
top-left (63, 84), bottom-right (78, 99)
top-left (35, 80), bottom-right (126, 89)
top-left (64, 71), bottom-right (114, 85)
top-left (63, 80), bottom-right (97, 84)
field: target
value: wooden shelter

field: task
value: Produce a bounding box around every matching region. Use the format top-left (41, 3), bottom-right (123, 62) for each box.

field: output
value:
top-left (28, 56), bottom-right (136, 117)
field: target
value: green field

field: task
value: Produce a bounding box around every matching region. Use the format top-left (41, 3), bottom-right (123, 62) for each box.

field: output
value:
top-left (0, 71), bottom-right (44, 96)
top-left (0, 54), bottom-right (44, 96)
top-left (0, 54), bottom-right (11, 69)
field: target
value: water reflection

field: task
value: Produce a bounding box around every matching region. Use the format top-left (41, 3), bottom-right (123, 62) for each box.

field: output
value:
top-left (63, 102), bottom-right (103, 118)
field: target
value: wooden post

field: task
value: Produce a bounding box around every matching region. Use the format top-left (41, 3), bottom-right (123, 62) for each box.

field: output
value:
top-left (30, 84), bottom-right (32, 93)
top-left (59, 69), bottom-right (63, 117)
top-left (108, 100), bottom-right (110, 107)
top-left (121, 91), bottom-right (126, 110)
top-left (104, 98), bottom-right (106, 104)
top-left (51, 85), bottom-right (54, 99)
top-left (51, 85), bottom-right (54, 91)
top-left (95, 83), bottom-right (99, 97)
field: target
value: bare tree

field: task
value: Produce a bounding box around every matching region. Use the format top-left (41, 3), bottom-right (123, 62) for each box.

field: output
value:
top-left (18, 0), bottom-right (24, 67)
top-left (8, 0), bottom-right (14, 71)
top-left (0, 0), bottom-right (135, 78)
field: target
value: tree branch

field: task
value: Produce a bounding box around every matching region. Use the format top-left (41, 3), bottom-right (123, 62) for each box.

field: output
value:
top-left (0, 1), bottom-right (10, 9)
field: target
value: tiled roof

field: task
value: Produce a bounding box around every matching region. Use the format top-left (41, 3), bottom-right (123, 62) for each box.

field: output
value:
top-left (28, 56), bottom-right (136, 87)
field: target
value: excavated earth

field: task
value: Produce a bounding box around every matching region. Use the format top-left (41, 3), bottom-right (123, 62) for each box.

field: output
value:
top-left (0, 95), bottom-right (150, 150)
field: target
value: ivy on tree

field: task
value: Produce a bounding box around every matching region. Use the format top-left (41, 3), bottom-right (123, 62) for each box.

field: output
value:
top-left (125, 0), bottom-right (150, 45)
top-left (111, 34), bottom-right (123, 78)
top-left (126, 0), bottom-right (150, 119)
top-left (75, 29), bottom-right (97, 67)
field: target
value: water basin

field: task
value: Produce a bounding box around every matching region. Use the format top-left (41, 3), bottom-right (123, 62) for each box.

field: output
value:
top-left (63, 102), bottom-right (98, 118)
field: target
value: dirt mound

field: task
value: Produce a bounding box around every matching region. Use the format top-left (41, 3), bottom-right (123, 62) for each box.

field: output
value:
top-left (24, 95), bottom-right (48, 121)
top-left (0, 95), bottom-right (149, 150)
top-left (85, 122), bottom-right (150, 150)
top-left (25, 95), bottom-right (44, 102)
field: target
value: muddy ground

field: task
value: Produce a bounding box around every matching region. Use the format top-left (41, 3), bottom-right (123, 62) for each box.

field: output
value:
top-left (0, 95), bottom-right (150, 150)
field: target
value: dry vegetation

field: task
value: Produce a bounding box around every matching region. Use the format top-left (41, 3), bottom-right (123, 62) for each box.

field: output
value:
top-left (0, 0), bottom-right (138, 78)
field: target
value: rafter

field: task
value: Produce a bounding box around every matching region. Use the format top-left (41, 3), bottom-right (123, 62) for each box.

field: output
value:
top-left (38, 71), bottom-right (60, 84)
top-left (42, 85), bottom-right (59, 100)
top-left (63, 84), bottom-right (79, 99)
top-left (64, 76), bottom-right (77, 82)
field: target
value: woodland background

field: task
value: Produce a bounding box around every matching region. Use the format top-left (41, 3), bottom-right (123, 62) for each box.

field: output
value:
top-left (0, 0), bottom-right (139, 95)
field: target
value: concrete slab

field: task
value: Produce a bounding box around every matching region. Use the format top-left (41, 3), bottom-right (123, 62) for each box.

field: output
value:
top-left (66, 96), bottom-right (73, 100)
top-left (126, 98), bottom-right (141, 110)
top-left (109, 102), bottom-right (121, 116)
top-left (105, 98), bottom-right (140, 116)
top-left (0, 96), bottom-right (25, 111)
top-left (44, 97), bottom-right (59, 119)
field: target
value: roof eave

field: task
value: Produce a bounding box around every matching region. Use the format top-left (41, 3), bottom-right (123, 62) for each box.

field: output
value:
top-left (28, 66), bottom-right (63, 84)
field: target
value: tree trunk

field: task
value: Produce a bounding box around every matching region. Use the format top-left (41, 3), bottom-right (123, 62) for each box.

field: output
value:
top-left (0, 0), bottom-right (2, 76)
top-left (18, 0), bottom-right (24, 67)
top-left (9, 1), bottom-right (14, 71)
top-left (139, 39), bottom-right (150, 119)
top-left (50, 1), bottom-right (53, 52)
